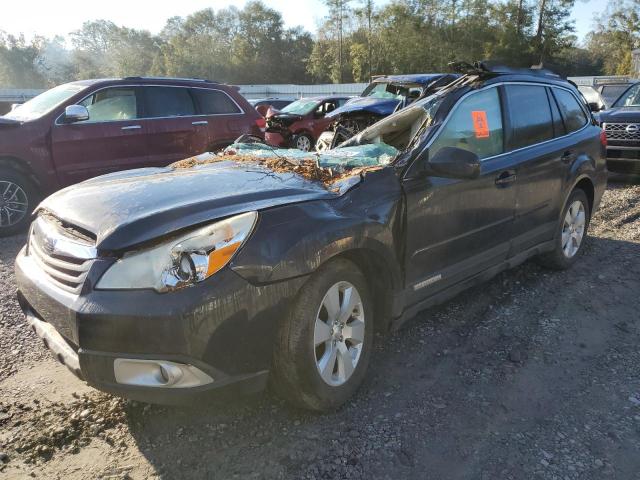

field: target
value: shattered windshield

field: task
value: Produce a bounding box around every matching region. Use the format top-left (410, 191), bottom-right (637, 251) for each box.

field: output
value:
top-left (4, 83), bottom-right (87, 121)
top-left (362, 82), bottom-right (421, 101)
top-left (228, 142), bottom-right (399, 169)
top-left (280, 99), bottom-right (318, 115)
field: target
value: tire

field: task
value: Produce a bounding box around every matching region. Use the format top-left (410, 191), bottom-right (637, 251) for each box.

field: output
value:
top-left (536, 188), bottom-right (590, 270)
top-left (271, 258), bottom-right (374, 411)
top-left (292, 133), bottom-right (313, 152)
top-left (0, 167), bottom-right (37, 237)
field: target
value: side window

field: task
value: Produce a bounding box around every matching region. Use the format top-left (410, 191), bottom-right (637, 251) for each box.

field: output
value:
top-left (79, 88), bottom-right (137, 122)
top-left (430, 87), bottom-right (503, 160)
top-left (553, 88), bottom-right (588, 133)
top-left (603, 84), bottom-right (634, 106)
top-left (192, 89), bottom-right (241, 115)
top-left (505, 85), bottom-right (553, 150)
top-left (614, 83), bottom-right (640, 107)
top-left (548, 87), bottom-right (566, 137)
top-left (143, 87), bottom-right (195, 118)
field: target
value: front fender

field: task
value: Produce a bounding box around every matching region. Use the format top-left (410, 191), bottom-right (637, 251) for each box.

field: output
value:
top-left (231, 169), bottom-right (404, 289)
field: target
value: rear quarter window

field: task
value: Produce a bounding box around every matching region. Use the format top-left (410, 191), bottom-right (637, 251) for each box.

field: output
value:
top-left (552, 88), bottom-right (588, 133)
top-left (505, 85), bottom-right (553, 150)
top-left (193, 89), bottom-right (242, 115)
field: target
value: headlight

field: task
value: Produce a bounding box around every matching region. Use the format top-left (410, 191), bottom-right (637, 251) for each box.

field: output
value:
top-left (96, 211), bottom-right (257, 292)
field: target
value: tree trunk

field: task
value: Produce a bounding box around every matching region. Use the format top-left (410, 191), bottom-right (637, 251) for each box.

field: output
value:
top-left (534, 0), bottom-right (547, 64)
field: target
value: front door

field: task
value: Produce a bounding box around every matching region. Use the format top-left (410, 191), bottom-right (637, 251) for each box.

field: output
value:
top-left (51, 86), bottom-right (148, 186)
top-left (403, 86), bottom-right (517, 304)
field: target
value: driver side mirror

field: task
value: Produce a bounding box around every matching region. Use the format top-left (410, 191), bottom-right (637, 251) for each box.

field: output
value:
top-left (588, 102), bottom-right (603, 112)
top-left (427, 146), bottom-right (481, 179)
top-left (63, 105), bottom-right (89, 123)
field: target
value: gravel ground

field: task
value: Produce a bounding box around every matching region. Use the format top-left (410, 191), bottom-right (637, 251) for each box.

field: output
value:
top-left (0, 176), bottom-right (639, 480)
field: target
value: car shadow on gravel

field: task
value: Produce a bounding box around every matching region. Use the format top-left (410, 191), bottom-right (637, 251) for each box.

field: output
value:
top-left (119, 233), bottom-right (640, 479)
top-left (0, 233), bottom-right (26, 264)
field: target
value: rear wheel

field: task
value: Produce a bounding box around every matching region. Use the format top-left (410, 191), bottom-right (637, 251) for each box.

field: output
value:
top-left (0, 168), bottom-right (36, 237)
top-left (536, 188), bottom-right (590, 270)
top-left (271, 258), bottom-right (373, 411)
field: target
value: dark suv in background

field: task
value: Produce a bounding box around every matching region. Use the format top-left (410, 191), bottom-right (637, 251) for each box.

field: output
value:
top-left (0, 77), bottom-right (264, 235)
top-left (598, 82), bottom-right (640, 173)
top-left (15, 64), bottom-right (606, 411)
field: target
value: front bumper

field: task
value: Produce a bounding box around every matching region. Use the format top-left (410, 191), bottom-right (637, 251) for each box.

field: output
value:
top-left (265, 131), bottom-right (288, 147)
top-left (15, 247), bottom-right (304, 404)
top-left (606, 144), bottom-right (640, 172)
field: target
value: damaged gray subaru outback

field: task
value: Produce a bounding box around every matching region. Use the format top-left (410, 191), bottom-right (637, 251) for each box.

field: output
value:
top-left (15, 64), bottom-right (607, 411)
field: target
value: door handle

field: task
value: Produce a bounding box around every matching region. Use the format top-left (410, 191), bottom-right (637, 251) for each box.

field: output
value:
top-left (192, 121), bottom-right (208, 126)
top-left (121, 125), bottom-right (141, 130)
top-left (495, 170), bottom-right (516, 187)
top-left (561, 150), bottom-right (575, 163)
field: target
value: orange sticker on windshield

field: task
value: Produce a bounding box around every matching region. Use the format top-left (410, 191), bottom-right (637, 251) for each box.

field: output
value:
top-left (471, 111), bottom-right (490, 138)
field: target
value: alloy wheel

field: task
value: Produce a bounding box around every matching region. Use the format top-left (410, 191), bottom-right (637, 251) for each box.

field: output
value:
top-left (296, 135), bottom-right (312, 151)
top-left (0, 181), bottom-right (28, 228)
top-left (561, 200), bottom-right (586, 258)
top-left (313, 281), bottom-right (365, 387)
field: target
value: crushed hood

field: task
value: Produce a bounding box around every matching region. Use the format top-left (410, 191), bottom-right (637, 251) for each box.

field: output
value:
top-left (0, 117), bottom-right (22, 127)
top-left (40, 162), bottom-right (339, 252)
top-left (327, 96), bottom-right (401, 118)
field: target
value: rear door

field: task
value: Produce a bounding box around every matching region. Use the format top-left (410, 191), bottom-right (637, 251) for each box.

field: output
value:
top-left (51, 86), bottom-right (148, 185)
top-left (402, 86), bottom-right (517, 303)
top-left (191, 88), bottom-right (246, 149)
top-left (503, 84), bottom-right (564, 252)
top-left (140, 86), bottom-right (209, 165)
top-left (507, 84), bottom-right (591, 253)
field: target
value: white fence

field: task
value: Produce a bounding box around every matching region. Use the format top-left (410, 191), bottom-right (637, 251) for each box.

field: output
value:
top-left (237, 83), bottom-right (367, 99)
top-left (0, 88), bottom-right (44, 102)
top-left (567, 76), bottom-right (631, 86)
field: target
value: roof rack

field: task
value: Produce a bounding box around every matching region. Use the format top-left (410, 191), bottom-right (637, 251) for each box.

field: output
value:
top-left (448, 61), bottom-right (561, 78)
top-left (122, 76), bottom-right (218, 83)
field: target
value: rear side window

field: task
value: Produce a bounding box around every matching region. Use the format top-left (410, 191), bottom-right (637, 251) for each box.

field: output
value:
top-left (79, 87), bottom-right (137, 122)
top-left (430, 87), bottom-right (503, 160)
top-left (553, 88), bottom-right (588, 133)
top-left (548, 88), bottom-right (566, 137)
top-left (505, 85), bottom-right (553, 150)
top-left (193, 89), bottom-right (241, 115)
top-left (143, 87), bottom-right (195, 118)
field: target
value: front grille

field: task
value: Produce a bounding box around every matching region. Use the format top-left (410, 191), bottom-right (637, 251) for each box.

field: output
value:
top-left (28, 215), bottom-right (96, 294)
top-left (603, 123), bottom-right (640, 142)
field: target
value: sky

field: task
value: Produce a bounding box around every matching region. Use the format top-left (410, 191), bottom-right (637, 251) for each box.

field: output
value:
top-left (0, 0), bottom-right (604, 44)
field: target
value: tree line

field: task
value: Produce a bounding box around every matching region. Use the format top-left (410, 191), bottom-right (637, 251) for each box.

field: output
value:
top-left (0, 0), bottom-right (638, 89)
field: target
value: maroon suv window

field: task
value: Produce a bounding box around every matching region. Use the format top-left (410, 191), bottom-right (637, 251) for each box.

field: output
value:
top-left (193, 89), bottom-right (241, 115)
top-left (79, 87), bottom-right (138, 122)
top-left (143, 87), bottom-right (195, 118)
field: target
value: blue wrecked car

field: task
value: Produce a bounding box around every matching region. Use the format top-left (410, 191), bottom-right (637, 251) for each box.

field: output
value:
top-left (316, 73), bottom-right (458, 150)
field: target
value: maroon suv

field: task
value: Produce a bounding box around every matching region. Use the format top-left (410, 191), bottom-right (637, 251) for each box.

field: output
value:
top-left (0, 77), bottom-right (264, 236)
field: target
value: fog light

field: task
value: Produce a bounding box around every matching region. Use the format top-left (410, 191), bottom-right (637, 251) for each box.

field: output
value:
top-left (113, 359), bottom-right (213, 388)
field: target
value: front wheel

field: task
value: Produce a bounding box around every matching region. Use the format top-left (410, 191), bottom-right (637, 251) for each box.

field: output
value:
top-left (536, 188), bottom-right (590, 270)
top-left (292, 133), bottom-right (313, 152)
top-left (0, 168), bottom-right (37, 237)
top-left (271, 259), bottom-right (373, 411)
